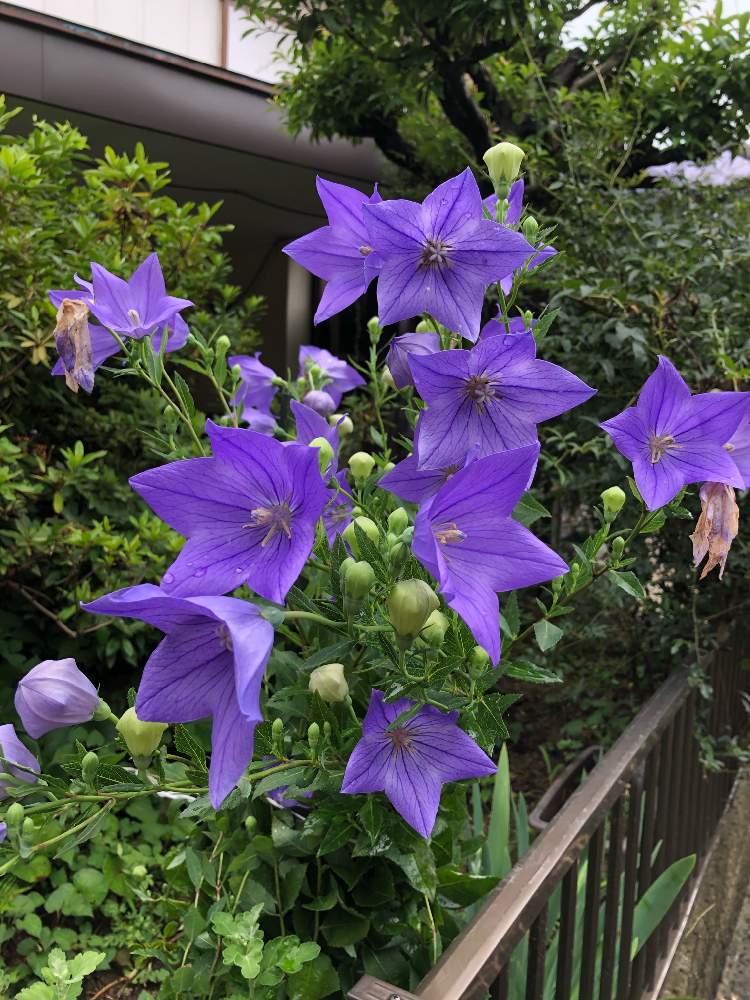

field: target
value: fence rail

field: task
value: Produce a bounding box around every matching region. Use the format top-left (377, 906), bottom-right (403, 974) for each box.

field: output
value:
top-left (349, 636), bottom-right (748, 1000)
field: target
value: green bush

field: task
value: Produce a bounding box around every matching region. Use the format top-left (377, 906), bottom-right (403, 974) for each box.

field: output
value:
top-left (0, 97), bottom-right (263, 694)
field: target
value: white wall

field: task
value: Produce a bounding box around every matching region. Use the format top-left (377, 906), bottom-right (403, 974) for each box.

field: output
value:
top-left (4, 0), bottom-right (291, 82)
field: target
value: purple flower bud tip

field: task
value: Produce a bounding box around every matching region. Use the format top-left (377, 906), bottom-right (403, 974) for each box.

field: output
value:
top-left (15, 658), bottom-right (100, 739)
top-left (0, 725), bottom-right (40, 799)
top-left (303, 389), bottom-right (336, 416)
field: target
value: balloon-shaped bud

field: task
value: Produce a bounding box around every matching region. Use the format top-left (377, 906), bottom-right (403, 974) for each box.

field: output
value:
top-left (344, 560), bottom-right (375, 602)
top-left (116, 708), bottom-right (167, 768)
top-left (231, 363), bottom-right (243, 379)
top-left (611, 536), bottom-right (625, 560)
top-left (329, 413), bottom-right (354, 436)
top-left (309, 663), bottom-right (349, 704)
top-left (415, 319), bottom-right (433, 334)
top-left (421, 610), bottom-right (450, 649)
top-left (5, 802), bottom-right (24, 833)
top-left (483, 140), bottom-right (525, 187)
top-left (244, 815), bottom-right (257, 833)
top-left (468, 645), bottom-right (491, 676)
top-left (381, 366), bottom-right (396, 388)
top-left (367, 316), bottom-right (382, 342)
top-left (81, 751), bottom-right (99, 786)
top-left (601, 486), bottom-right (627, 521)
top-left (309, 436), bottom-right (335, 476)
top-left (343, 516), bottom-right (379, 557)
top-left (215, 335), bottom-right (231, 356)
top-left (387, 580), bottom-right (440, 649)
top-left (131, 864), bottom-right (148, 880)
top-left (303, 389), bottom-right (336, 416)
top-left (15, 658), bottom-right (100, 739)
top-left (348, 452), bottom-right (376, 480)
top-left (307, 722), bottom-right (321, 754)
top-left (521, 216), bottom-right (539, 244)
top-left (387, 507), bottom-right (409, 535)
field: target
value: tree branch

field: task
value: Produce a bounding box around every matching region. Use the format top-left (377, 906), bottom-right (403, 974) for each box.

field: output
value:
top-left (434, 59), bottom-right (493, 163)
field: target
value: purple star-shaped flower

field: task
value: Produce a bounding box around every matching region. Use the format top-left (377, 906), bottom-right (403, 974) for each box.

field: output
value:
top-left (82, 584), bottom-right (273, 807)
top-left (483, 177), bottom-right (524, 226)
top-left (85, 253), bottom-right (192, 338)
top-left (410, 333), bottom-right (596, 470)
top-left (412, 445), bottom-right (568, 663)
top-left (298, 345), bottom-right (365, 408)
top-left (130, 421), bottom-right (330, 603)
top-left (363, 168), bottom-right (533, 341)
top-left (341, 689), bottom-right (494, 837)
top-left (229, 353), bottom-right (278, 412)
top-left (386, 332), bottom-right (441, 389)
top-left (0, 725), bottom-right (40, 798)
top-left (380, 413), bottom-right (479, 505)
top-left (600, 356), bottom-right (750, 510)
top-left (283, 178), bottom-right (382, 324)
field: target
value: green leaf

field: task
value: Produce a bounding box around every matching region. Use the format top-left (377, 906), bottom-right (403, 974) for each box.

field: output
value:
top-left (44, 883), bottom-right (92, 917)
top-left (173, 723), bottom-right (207, 770)
top-left (253, 767), bottom-right (308, 800)
top-left (321, 909), bottom-right (370, 947)
top-left (533, 619), bottom-right (563, 652)
top-left (15, 986), bottom-right (54, 1000)
top-left (487, 744), bottom-right (511, 878)
top-left (500, 591), bottom-right (520, 639)
top-left (287, 953), bottom-right (341, 1000)
top-left (72, 867), bottom-right (109, 906)
top-left (359, 798), bottom-right (383, 845)
top-left (67, 951), bottom-right (106, 980)
top-left (504, 659), bottom-right (561, 684)
top-left (513, 492), bottom-right (551, 527)
top-left (631, 855), bottom-right (695, 958)
top-left (437, 867), bottom-right (500, 906)
top-left (608, 569), bottom-right (646, 599)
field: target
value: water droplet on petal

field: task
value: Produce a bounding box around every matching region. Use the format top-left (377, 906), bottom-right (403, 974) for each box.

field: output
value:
top-left (235, 567), bottom-right (244, 574)
top-left (163, 572), bottom-right (174, 584)
top-left (193, 568), bottom-right (206, 578)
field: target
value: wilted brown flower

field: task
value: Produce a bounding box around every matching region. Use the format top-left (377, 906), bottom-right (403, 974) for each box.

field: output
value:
top-left (690, 482), bottom-right (739, 580)
top-left (53, 298), bottom-right (93, 394)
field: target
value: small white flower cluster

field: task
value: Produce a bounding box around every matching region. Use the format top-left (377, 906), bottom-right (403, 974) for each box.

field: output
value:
top-left (646, 149), bottom-right (750, 186)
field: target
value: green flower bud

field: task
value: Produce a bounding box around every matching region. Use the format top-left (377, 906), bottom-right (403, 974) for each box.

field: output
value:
top-left (92, 699), bottom-right (114, 722)
top-left (5, 802), bottom-right (24, 832)
top-left (612, 536), bottom-right (625, 560)
top-left (329, 413), bottom-right (354, 437)
top-left (308, 722), bottom-right (321, 754)
top-left (344, 560), bottom-right (375, 600)
top-left (244, 815), bottom-right (257, 833)
top-left (307, 362), bottom-right (323, 380)
top-left (81, 751), bottom-right (99, 786)
top-left (231, 363), bottom-right (243, 379)
top-left (420, 610), bottom-right (449, 649)
top-left (388, 507), bottom-right (409, 535)
top-left (348, 452), bottom-right (376, 480)
top-left (309, 436), bottom-right (334, 475)
top-left (272, 718), bottom-right (284, 737)
top-left (367, 316), bottom-right (382, 342)
top-left (521, 216), bottom-right (539, 244)
top-left (381, 462), bottom-right (396, 475)
top-left (601, 486), bottom-right (627, 521)
top-left (381, 366), bottom-right (396, 388)
top-left (387, 579), bottom-right (440, 649)
top-left (21, 818), bottom-right (36, 843)
top-left (415, 319), bottom-right (433, 333)
top-left (523, 309), bottom-right (534, 328)
top-left (351, 506), bottom-right (363, 517)
top-left (271, 717), bottom-right (284, 755)
top-left (116, 708), bottom-right (167, 767)
top-left (551, 575), bottom-right (564, 595)
top-left (388, 541), bottom-right (408, 570)
top-left (215, 335), bottom-right (231, 353)
top-left (339, 557), bottom-right (356, 583)
top-left (401, 525), bottom-right (414, 544)
top-left (323, 721), bottom-right (332, 742)
top-left (131, 864), bottom-right (148, 880)
top-left (468, 645), bottom-right (491, 677)
top-left (309, 663), bottom-right (349, 704)
top-left (343, 516), bottom-right (379, 557)
top-left (483, 141), bottom-right (525, 187)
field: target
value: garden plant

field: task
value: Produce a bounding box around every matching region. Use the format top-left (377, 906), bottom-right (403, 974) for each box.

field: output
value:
top-left (1, 131), bottom-right (748, 1000)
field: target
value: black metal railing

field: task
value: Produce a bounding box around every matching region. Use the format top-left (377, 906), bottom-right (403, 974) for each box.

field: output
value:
top-left (349, 636), bottom-right (748, 1000)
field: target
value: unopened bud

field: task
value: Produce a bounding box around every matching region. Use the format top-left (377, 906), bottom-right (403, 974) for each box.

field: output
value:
top-left (421, 610), bottom-right (449, 649)
top-left (388, 507), bottom-right (409, 535)
top-left (349, 452), bottom-right (376, 480)
top-left (339, 557), bottom-right (356, 583)
top-left (131, 864), bottom-right (148, 880)
top-left (272, 717), bottom-right (284, 755)
top-left (521, 216), bottom-right (539, 244)
top-left (343, 560), bottom-right (375, 614)
top-left (415, 319), bottom-right (432, 334)
top-left (387, 580), bottom-right (440, 649)
top-left (601, 486), bottom-right (626, 521)
top-left (309, 436), bottom-right (334, 475)
top-left (484, 141), bottom-right (525, 187)
top-left (244, 815), bottom-right (257, 833)
top-left (307, 363), bottom-right (323, 380)
top-left (329, 413), bottom-right (353, 436)
top-left (381, 366), bottom-right (396, 388)
top-left (367, 317), bottom-right (382, 342)
top-left (343, 516), bottom-right (379, 557)
top-left (117, 708), bottom-right (167, 767)
top-left (92, 700), bottom-right (114, 722)
top-left (215, 335), bottom-right (231, 353)
top-left (231, 363), bottom-right (242, 379)
top-left (309, 664), bottom-right (349, 704)
top-left (5, 802), bottom-right (24, 832)
top-left (468, 645), bottom-right (491, 676)
top-left (307, 722), bottom-right (321, 754)
top-left (381, 462), bottom-right (396, 474)
top-left (551, 575), bottom-right (564, 595)
top-left (272, 718), bottom-right (284, 737)
top-left (323, 721), bottom-right (332, 742)
top-left (21, 818), bottom-right (36, 844)
top-left (81, 751), bottom-right (99, 786)
top-left (388, 541), bottom-right (408, 569)
top-left (612, 536), bottom-right (625, 560)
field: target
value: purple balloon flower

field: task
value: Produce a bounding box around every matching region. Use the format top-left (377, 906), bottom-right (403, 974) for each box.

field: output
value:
top-left (298, 346), bottom-right (365, 408)
top-left (84, 253), bottom-right (192, 338)
top-left (302, 390), bottom-right (336, 417)
top-left (130, 421), bottom-right (330, 603)
top-left (288, 401), bottom-right (352, 543)
top-left (600, 356), bottom-right (749, 511)
top-left (240, 407), bottom-right (278, 435)
top-left (0, 823), bottom-right (6, 842)
top-left (283, 178), bottom-right (382, 324)
top-left (15, 658), bottom-right (100, 739)
top-left (229, 353), bottom-right (278, 412)
top-left (410, 333), bottom-right (596, 470)
top-left (341, 689), bottom-right (495, 838)
top-left (412, 445), bottom-right (568, 663)
top-left (386, 332), bottom-right (441, 389)
top-left (323, 469), bottom-right (354, 545)
top-left (483, 177), bottom-right (524, 226)
top-left (82, 584), bottom-right (274, 808)
top-left (363, 168), bottom-right (533, 341)
top-left (0, 725), bottom-right (40, 798)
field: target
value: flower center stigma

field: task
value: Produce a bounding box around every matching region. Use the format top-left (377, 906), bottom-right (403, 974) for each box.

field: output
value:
top-left (246, 502), bottom-right (294, 545)
top-left (434, 521), bottom-right (467, 545)
top-left (420, 236), bottom-right (452, 270)
top-left (648, 433), bottom-right (677, 464)
top-left (465, 374), bottom-right (497, 408)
